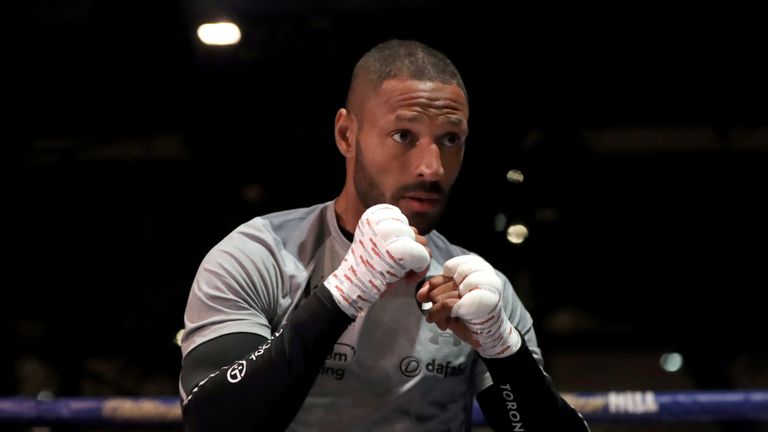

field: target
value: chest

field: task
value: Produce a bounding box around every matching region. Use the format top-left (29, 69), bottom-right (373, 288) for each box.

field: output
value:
top-left (316, 279), bottom-right (474, 390)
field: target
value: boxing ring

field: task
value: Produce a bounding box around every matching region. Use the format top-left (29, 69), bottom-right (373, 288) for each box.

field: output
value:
top-left (1, 390), bottom-right (767, 427)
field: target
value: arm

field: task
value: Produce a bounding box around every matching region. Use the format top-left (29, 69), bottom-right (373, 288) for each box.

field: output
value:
top-left (180, 332), bottom-right (268, 397)
top-left (182, 287), bottom-right (353, 432)
top-left (417, 255), bottom-right (589, 431)
top-left (475, 341), bottom-right (589, 431)
top-left (181, 204), bottom-right (430, 432)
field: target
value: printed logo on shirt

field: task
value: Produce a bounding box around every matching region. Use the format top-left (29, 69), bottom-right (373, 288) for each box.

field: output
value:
top-left (400, 356), bottom-right (422, 377)
top-left (426, 325), bottom-right (462, 347)
top-left (227, 360), bottom-right (247, 383)
top-left (319, 343), bottom-right (356, 381)
top-left (399, 356), bottom-right (467, 379)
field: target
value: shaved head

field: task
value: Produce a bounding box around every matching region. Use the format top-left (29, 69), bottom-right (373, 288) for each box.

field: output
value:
top-left (346, 39), bottom-right (467, 115)
top-left (332, 39), bottom-right (469, 235)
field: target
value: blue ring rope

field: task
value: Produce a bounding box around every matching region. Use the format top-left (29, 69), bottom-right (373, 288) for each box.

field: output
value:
top-left (1, 390), bottom-right (767, 425)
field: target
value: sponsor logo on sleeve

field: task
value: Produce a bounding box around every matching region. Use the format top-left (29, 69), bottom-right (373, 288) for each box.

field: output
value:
top-left (227, 360), bottom-right (247, 383)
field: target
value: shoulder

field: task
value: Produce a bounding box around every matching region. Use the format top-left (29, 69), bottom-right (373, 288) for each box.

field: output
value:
top-left (220, 201), bottom-right (331, 250)
top-left (260, 201), bottom-right (330, 229)
top-left (202, 201), bottom-right (335, 272)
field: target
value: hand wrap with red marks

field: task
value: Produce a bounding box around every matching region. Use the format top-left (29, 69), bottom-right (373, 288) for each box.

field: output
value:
top-left (325, 204), bottom-right (430, 318)
top-left (445, 255), bottom-right (522, 358)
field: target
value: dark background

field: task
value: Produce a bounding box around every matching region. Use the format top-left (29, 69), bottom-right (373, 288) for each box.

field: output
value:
top-left (5, 1), bottom-right (768, 428)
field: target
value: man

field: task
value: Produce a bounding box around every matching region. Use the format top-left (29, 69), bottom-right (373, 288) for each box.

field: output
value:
top-left (179, 39), bottom-right (589, 431)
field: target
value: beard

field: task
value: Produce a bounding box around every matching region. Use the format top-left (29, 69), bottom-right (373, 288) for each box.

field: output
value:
top-left (353, 139), bottom-right (447, 234)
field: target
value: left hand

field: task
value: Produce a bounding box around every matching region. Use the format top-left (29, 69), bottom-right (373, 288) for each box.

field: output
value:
top-left (417, 255), bottom-right (521, 358)
top-left (416, 275), bottom-right (480, 348)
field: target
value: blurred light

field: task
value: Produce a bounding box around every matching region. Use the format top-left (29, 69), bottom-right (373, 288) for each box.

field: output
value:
top-left (197, 22), bottom-right (241, 46)
top-left (493, 213), bottom-right (507, 232)
top-left (506, 224), bottom-right (529, 244)
top-left (506, 169), bottom-right (524, 183)
top-left (36, 390), bottom-right (54, 401)
top-left (660, 352), bottom-right (683, 372)
top-left (174, 329), bottom-right (185, 346)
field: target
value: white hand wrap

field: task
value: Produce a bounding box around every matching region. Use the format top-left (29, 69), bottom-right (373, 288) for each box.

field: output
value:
top-left (445, 255), bottom-right (522, 358)
top-left (325, 204), bottom-right (431, 318)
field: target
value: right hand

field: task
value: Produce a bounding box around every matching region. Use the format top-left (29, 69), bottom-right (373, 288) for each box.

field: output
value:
top-left (325, 204), bottom-right (431, 317)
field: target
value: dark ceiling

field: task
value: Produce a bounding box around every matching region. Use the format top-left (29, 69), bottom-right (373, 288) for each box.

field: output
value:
top-left (5, 0), bottom-right (768, 397)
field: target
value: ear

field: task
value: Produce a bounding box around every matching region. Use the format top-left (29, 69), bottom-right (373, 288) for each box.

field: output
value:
top-left (334, 108), bottom-right (357, 157)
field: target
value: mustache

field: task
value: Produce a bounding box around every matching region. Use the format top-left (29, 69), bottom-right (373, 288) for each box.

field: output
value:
top-left (396, 182), bottom-right (446, 197)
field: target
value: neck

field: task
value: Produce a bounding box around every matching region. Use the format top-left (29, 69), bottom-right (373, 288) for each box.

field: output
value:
top-left (334, 187), bottom-right (365, 234)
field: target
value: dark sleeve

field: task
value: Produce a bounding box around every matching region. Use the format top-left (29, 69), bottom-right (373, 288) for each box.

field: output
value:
top-left (181, 333), bottom-right (268, 396)
top-left (181, 287), bottom-right (353, 432)
top-left (475, 341), bottom-right (590, 431)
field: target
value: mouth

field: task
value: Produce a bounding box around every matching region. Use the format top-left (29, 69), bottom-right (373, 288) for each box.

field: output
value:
top-left (401, 195), bottom-right (442, 212)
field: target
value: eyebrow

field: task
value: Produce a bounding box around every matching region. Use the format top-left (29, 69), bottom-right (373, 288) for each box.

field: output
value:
top-left (442, 115), bottom-right (466, 127)
top-left (394, 113), bottom-right (424, 123)
top-left (394, 113), bottom-right (466, 127)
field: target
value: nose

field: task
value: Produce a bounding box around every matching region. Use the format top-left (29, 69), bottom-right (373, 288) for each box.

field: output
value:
top-left (415, 141), bottom-right (445, 181)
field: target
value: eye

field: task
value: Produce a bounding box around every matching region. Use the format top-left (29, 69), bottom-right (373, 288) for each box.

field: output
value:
top-left (440, 133), bottom-right (464, 148)
top-left (392, 130), bottom-right (413, 144)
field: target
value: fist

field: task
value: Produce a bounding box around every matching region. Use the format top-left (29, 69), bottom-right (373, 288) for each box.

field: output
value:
top-left (359, 204), bottom-right (430, 273)
top-left (444, 255), bottom-right (502, 321)
top-left (442, 255), bottom-right (521, 358)
top-left (325, 204), bottom-right (431, 317)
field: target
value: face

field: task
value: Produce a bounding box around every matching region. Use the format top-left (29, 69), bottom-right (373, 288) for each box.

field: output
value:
top-left (352, 79), bottom-right (468, 233)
